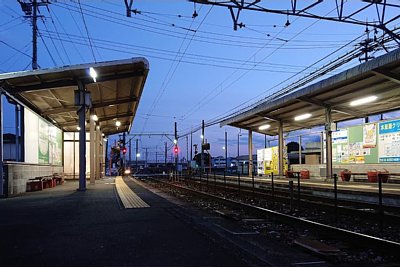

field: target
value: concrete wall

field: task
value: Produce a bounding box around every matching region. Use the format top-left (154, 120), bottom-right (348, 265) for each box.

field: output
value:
top-left (291, 163), bottom-right (400, 179)
top-left (5, 162), bottom-right (63, 196)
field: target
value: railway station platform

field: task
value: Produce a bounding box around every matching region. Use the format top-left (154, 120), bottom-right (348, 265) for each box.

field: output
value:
top-left (0, 177), bottom-right (252, 267)
top-left (218, 174), bottom-right (400, 205)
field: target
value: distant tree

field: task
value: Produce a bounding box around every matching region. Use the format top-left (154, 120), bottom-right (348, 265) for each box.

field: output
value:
top-left (286, 141), bottom-right (303, 153)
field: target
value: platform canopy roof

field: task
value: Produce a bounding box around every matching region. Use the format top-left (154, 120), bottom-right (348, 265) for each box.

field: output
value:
top-left (220, 48), bottom-right (400, 135)
top-left (0, 58), bottom-right (149, 136)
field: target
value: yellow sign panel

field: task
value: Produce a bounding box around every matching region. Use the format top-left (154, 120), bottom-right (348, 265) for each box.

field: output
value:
top-left (257, 147), bottom-right (288, 175)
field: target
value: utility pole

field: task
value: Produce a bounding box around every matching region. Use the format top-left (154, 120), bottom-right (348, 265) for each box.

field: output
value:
top-left (164, 142), bottom-right (167, 166)
top-left (122, 132), bottom-right (126, 174)
top-left (32, 0), bottom-right (38, 69)
top-left (145, 147), bottom-right (148, 168)
top-left (129, 139), bottom-right (132, 164)
top-left (18, 0), bottom-right (48, 70)
top-left (186, 136), bottom-right (188, 164)
top-left (201, 120), bottom-right (205, 175)
top-left (190, 130), bottom-right (193, 161)
top-left (174, 122), bottom-right (178, 178)
top-left (237, 130), bottom-right (240, 173)
top-left (225, 130), bottom-right (228, 172)
top-left (135, 139), bottom-right (138, 172)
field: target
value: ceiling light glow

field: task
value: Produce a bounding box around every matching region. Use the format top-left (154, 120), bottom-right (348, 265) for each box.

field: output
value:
top-left (89, 67), bottom-right (97, 83)
top-left (294, 113), bottom-right (312, 121)
top-left (259, 124), bottom-right (271, 130)
top-left (350, 95), bottom-right (377, 106)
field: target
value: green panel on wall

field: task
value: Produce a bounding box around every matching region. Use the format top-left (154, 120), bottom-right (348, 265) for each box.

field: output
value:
top-left (333, 124), bottom-right (379, 164)
top-left (347, 124), bottom-right (378, 164)
top-left (349, 125), bottom-right (378, 163)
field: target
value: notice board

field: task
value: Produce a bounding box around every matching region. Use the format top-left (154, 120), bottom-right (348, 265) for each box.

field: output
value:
top-left (332, 119), bottom-right (400, 165)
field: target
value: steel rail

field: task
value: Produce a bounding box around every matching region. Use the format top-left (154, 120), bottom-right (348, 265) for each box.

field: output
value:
top-left (149, 177), bottom-right (400, 254)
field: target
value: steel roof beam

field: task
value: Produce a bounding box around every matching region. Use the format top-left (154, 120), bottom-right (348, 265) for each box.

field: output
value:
top-left (97, 112), bottom-right (134, 122)
top-left (372, 69), bottom-right (400, 84)
top-left (42, 106), bottom-right (77, 116)
top-left (298, 96), bottom-right (366, 118)
top-left (59, 113), bottom-right (133, 128)
top-left (41, 97), bottom-right (138, 116)
top-left (11, 70), bottom-right (145, 93)
top-left (92, 97), bottom-right (137, 108)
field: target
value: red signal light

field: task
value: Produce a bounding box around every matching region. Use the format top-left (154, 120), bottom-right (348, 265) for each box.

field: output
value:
top-left (173, 146), bottom-right (179, 154)
top-left (122, 147), bottom-right (127, 154)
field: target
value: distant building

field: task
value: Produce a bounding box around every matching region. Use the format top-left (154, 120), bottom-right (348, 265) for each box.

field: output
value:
top-left (212, 155), bottom-right (257, 174)
top-left (212, 156), bottom-right (226, 168)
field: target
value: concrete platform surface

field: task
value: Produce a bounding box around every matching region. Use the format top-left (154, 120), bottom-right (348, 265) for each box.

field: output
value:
top-left (0, 177), bottom-right (251, 267)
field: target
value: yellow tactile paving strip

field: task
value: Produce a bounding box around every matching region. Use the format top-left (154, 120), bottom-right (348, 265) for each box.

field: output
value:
top-left (115, 176), bottom-right (150, 209)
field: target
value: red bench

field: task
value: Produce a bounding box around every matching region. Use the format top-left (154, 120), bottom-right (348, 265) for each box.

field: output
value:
top-left (26, 177), bottom-right (45, 192)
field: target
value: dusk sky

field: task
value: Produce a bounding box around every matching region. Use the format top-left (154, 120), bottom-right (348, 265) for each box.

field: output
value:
top-left (1, 1), bottom-right (399, 161)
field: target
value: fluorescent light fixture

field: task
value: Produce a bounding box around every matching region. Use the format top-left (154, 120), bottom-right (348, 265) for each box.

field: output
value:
top-left (92, 114), bottom-right (98, 121)
top-left (103, 138), bottom-right (107, 142)
top-left (102, 133), bottom-right (105, 137)
top-left (89, 67), bottom-right (97, 82)
top-left (115, 120), bottom-right (121, 127)
top-left (258, 124), bottom-right (271, 130)
top-left (173, 139), bottom-right (177, 144)
top-left (77, 126), bottom-right (81, 131)
top-left (294, 113), bottom-right (312, 121)
top-left (350, 95), bottom-right (377, 106)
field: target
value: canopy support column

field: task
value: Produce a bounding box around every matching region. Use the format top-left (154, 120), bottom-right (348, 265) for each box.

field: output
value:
top-left (248, 129), bottom-right (253, 176)
top-left (299, 135), bottom-right (302, 164)
top-left (0, 92), bottom-right (4, 197)
top-left (278, 121), bottom-right (284, 176)
top-left (78, 80), bottom-right (87, 191)
top-left (90, 109), bottom-right (95, 184)
top-left (325, 106), bottom-right (333, 179)
top-left (96, 128), bottom-right (101, 179)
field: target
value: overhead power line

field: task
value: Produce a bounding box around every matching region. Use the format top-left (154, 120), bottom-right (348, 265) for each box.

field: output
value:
top-left (189, 0), bottom-right (400, 43)
top-left (77, 0), bottom-right (96, 62)
top-left (54, 2), bottom-right (352, 49)
top-left (0, 40), bottom-right (32, 59)
top-left (179, 27), bottom-right (399, 138)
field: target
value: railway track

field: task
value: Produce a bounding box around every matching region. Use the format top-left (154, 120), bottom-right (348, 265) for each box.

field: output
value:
top-left (144, 176), bottom-right (400, 258)
top-left (184, 173), bottom-right (400, 216)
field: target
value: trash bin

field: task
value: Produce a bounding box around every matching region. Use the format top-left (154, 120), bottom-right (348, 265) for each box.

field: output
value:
top-left (367, 170), bottom-right (378, 182)
top-left (300, 169), bottom-right (310, 179)
top-left (340, 170), bottom-right (351, 181)
top-left (285, 170), bottom-right (295, 178)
